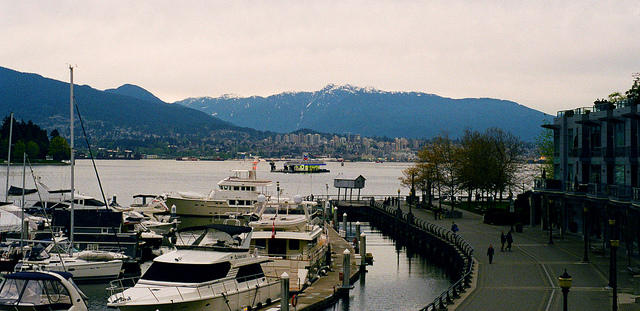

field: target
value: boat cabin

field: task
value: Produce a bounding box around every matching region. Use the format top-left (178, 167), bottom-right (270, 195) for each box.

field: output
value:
top-left (0, 271), bottom-right (87, 310)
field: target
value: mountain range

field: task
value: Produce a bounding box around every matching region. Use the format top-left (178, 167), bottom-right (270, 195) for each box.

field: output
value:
top-left (0, 66), bottom-right (551, 143)
top-left (0, 66), bottom-right (241, 142)
top-left (177, 84), bottom-right (551, 141)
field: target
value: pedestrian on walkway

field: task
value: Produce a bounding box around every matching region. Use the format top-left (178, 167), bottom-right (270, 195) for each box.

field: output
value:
top-left (451, 222), bottom-right (459, 234)
top-left (500, 231), bottom-right (506, 251)
top-left (506, 231), bottom-right (513, 251)
top-left (487, 245), bottom-right (495, 264)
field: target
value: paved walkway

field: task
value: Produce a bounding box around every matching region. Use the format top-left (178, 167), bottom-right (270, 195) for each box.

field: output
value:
top-left (396, 203), bottom-right (640, 311)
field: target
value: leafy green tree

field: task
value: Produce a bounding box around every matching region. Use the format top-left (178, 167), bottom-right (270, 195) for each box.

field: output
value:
top-left (486, 128), bottom-right (524, 200)
top-left (458, 128), bottom-right (494, 205)
top-left (535, 121), bottom-right (555, 179)
top-left (626, 75), bottom-right (640, 104)
top-left (411, 132), bottom-right (461, 208)
top-left (456, 128), bottom-right (525, 208)
top-left (26, 141), bottom-right (39, 159)
top-left (48, 136), bottom-right (70, 161)
top-left (12, 141), bottom-right (25, 160)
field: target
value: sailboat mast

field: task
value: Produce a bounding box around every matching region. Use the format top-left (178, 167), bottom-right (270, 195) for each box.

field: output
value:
top-left (20, 152), bottom-right (26, 253)
top-left (70, 65), bottom-right (75, 246)
top-left (4, 112), bottom-right (13, 201)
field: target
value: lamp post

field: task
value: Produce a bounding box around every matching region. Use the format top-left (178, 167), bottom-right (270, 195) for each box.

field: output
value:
top-left (611, 239), bottom-right (619, 311)
top-left (559, 269), bottom-right (572, 311)
top-left (609, 218), bottom-right (618, 311)
top-left (582, 205), bottom-right (589, 263)
top-left (409, 172), bottom-right (414, 216)
top-left (548, 199), bottom-right (554, 245)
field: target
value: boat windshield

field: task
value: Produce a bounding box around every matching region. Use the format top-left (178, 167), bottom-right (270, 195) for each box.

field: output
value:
top-left (142, 262), bottom-right (231, 283)
top-left (0, 276), bottom-right (73, 306)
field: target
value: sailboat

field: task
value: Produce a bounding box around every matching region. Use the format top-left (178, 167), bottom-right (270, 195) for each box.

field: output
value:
top-left (15, 66), bottom-right (125, 282)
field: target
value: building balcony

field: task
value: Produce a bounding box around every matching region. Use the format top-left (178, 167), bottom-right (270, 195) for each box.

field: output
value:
top-left (565, 181), bottom-right (588, 194)
top-left (609, 185), bottom-right (632, 202)
top-left (587, 183), bottom-right (609, 198)
top-left (533, 178), bottom-right (562, 191)
top-left (633, 188), bottom-right (640, 205)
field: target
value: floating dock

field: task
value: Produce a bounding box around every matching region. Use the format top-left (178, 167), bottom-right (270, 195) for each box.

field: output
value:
top-left (258, 225), bottom-right (359, 311)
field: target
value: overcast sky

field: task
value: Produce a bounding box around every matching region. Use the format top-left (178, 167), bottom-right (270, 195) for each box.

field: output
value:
top-left (2, 1), bottom-right (639, 115)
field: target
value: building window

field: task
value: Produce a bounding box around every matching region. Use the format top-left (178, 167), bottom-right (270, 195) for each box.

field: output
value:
top-left (590, 165), bottom-right (601, 183)
top-left (589, 125), bottom-right (602, 156)
top-left (614, 122), bottom-right (626, 156)
top-left (567, 164), bottom-right (573, 182)
top-left (614, 122), bottom-right (625, 147)
top-left (615, 165), bottom-right (625, 185)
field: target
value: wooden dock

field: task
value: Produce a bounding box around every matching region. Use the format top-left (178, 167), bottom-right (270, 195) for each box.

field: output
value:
top-left (258, 224), bottom-right (359, 311)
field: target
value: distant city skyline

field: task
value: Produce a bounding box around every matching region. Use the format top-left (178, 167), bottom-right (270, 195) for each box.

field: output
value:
top-left (2, 1), bottom-right (639, 115)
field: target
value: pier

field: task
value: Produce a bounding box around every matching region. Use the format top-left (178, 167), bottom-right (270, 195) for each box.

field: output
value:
top-left (259, 224), bottom-right (359, 311)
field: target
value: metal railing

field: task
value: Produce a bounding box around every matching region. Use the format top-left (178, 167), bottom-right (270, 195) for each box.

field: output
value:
top-left (370, 202), bottom-right (475, 311)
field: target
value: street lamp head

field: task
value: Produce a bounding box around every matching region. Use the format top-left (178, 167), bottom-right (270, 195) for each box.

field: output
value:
top-left (559, 269), bottom-right (572, 289)
top-left (609, 219), bottom-right (616, 226)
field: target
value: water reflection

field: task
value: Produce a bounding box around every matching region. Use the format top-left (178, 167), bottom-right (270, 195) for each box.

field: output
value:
top-left (323, 223), bottom-right (452, 311)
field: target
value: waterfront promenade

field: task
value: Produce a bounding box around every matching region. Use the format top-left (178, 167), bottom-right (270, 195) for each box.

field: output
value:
top-left (396, 203), bottom-right (640, 311)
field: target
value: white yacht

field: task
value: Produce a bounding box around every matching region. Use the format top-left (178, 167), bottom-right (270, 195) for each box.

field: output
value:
top-left (0, 270), bottom-right (88, 311)
top-left (249, 195), bottom-right (329, 292)
top-left (164, 166), bottom-right (272, 218)
top-left (107, 224), bottom-right (281, 311)
top-left (16, 238), bottom-right (126, 283)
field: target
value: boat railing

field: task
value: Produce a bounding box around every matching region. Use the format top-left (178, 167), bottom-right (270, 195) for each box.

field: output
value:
top-left (108, 274), bottom-right (280, 303)
top-left (253, 243), bottom-right (327, 262)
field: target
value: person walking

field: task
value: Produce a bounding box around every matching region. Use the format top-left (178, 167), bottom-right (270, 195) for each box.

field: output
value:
top-left (487, 245), bottom-right (495, 264)
top-left (500, 231), bottom-right (506, 251)
top-left (506, 231), bottom-right (513, 251)
top-left (451, 222), bottom-right (459, 234)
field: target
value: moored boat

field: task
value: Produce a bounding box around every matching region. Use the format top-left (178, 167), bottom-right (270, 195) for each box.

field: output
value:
top-left (107, 224), bottom-right (281, 311)
top-left (249, 194), bottom-right (329, 292)
top-left (15, 238), bottom-right (126, 283)
top-left (164, 164), bottom-right (272, 218)
top-left (0, 270), bottom-right (88, 311)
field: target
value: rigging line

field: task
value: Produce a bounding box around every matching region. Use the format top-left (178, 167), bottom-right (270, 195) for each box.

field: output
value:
top-left (73, 101), bottom-right (124, 253)
top-left (24, 154), bottom-right (67, 272)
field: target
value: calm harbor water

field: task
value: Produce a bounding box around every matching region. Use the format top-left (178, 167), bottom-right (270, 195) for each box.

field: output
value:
top-left (2, 159), bottom-right (454, 310)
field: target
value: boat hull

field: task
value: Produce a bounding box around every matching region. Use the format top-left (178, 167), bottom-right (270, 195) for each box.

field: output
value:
top-left (20, 259), bottom-right (123, 282)
top-left (109, 278), bottom-right (280, 311)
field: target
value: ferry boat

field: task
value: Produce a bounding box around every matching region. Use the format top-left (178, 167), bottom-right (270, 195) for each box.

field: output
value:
top-left (107, 224), bottom-right (281, 311)
top-left (249, 195), bottom-right (329, 292)
top-left (0, 270), bottom-right (88, 311)
top-left (269, 159), bottom-right (330, 173)
top-left (164, 166), bottom-right (272, 218)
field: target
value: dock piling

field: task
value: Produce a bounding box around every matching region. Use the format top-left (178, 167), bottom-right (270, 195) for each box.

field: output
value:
top-left (359, 233), bottom-right (367, 271)
top-left (281, 272), bottom-right (290, 311)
